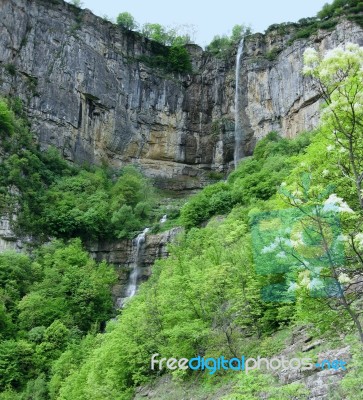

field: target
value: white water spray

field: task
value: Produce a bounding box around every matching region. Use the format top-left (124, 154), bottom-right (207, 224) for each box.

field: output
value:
top-left (159, 215), bottom-right (167, 224)
top-left (124, 228), bottom-right (149, 301)
top-left (234, 38), bottom-right (244, 167)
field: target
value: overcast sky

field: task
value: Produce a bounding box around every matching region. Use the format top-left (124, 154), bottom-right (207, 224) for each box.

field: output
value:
top-left (66, 0), bottom-right (331, 47)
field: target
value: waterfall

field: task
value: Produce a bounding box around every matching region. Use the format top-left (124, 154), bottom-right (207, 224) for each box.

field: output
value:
top-left (159, 214), bottom-right (167, 224)
top-left (234, 38), bottom-right (244, 167)
top-left (117, 228), bottom-right (149, 307)
top-left (126, 227), bottom-right (149, 297)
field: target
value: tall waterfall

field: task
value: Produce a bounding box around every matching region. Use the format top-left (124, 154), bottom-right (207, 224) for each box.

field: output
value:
top-left (234, 38), bottom-right (244, 167)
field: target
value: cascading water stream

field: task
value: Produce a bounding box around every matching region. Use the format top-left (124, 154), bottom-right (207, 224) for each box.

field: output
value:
top-left (234, 38), bottom-right (244, 167)
top-left (116, 228), bottom-right (149, 307)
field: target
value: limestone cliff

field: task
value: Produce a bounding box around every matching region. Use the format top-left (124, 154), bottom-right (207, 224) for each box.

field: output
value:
top-left (240, 20), bottom-right (363, 154)
top-left (0, 0), bottom-right (363, 189)
top-left (0, 0), bottom-right (235, 190)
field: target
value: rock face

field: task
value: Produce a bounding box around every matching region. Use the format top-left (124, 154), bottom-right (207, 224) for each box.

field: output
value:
top-left (0, 1), bottom-right (363, 189)
top-left (0, 0), bottom-right (236, 190)
top-left (0, 216), bottom-right (19, 252)
top-left (240, 20), bottom-right (363, 154)
top-left (87, 227), bottom-right (183, 302)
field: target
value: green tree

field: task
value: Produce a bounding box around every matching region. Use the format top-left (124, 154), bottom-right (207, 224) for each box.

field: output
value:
top-left (17, 239), bottom-right (116, 332)
top-left (116, 12), bottom-right (137, 30)
top-left (272, 174), bottom-right (363, 342)
top-left (70, 0), bottom-right (83, 8)
top-left (303, 44), bottom-right (363, 208)
top-left (142, 23), bottom-right (169, 44)
top-left (206, 24), bottom-right (251, 59)
top-left (0, 340), bottom-right (35, 391)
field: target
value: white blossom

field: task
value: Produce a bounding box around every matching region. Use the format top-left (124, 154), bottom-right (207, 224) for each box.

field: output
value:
top-left (261, 241), bottom-right (278, 254)
top-left (276, 251), bottom-right (287, 259)
top-left (309, 278), bottom-right (325, 290)
top-left (287, 281), bottom-right (300, 292)
top-left (322, 194), bottom-right (354, 214)
top-left (322, 169), bottom-right (329, 177)
top-left (303, 48), bottom-right (319, 66)
top-left (354, 233), bottom-right (363, 249)
top-left (338, 273), bottom-right (351, 284)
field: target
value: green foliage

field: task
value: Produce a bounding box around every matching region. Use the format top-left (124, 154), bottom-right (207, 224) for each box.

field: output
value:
top-left (0, 240), bottom-right (116, 394)
top-left (0, 340), bottom-right (35, 391)
top-left (116, 12), bottom-right (137, 30)
top-left (266, 48), bottom-right (282, 61)
top-left (70, 0), bottom-right (83, 8)
top-left (180, 132), bottom-right (312, 229)
top-left (17, 239), bottom-right (116, 333)
top-left (141, 23), bottom-right (192, 46)
top-left (0, 99), bottom-right (157, 241)
top-left (225, 370), bottom-right (308, 399)
top-left (167, 44), bottom-right (192, 73)
top-left (0, 100), bottom-right (15, 137)
top-left (0, 99), bottom-right (75, 238)
top-left (180, 182), bottom-right (235, 229)
top-left (340, 337), bottom-right (363, 398)
top-left (267, 1), bottom-right (363, 46)
top-left (0, 252), bottom-right (35, 338)
top-left (56, 212), bottom-right (278, 397)
top-left (139, 43), bottom-right (192, 73)
top-left (206, 24), bottom-right (251, 59)
top-left (2, 40), bottom-right (363, 400)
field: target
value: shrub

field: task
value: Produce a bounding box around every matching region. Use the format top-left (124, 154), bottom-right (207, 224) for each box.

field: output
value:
top-left (167, 45), bottom-right (192, 73)
top-left (116, 12), bottom-right (137, 30)
top-left (206, 24), bottom-right (251, 59)
top-left (4, 64), bottom-right (16, 76)
top-left (0, 100), bottom-right (14, 136)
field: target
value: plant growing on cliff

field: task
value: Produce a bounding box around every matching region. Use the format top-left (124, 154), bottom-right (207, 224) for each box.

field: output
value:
top-left (70, 0), bottom-right (83, 8)
top-left (116, 12), bottom-right (138, 31)
top-left (206, 24), bottom-right (251, 59)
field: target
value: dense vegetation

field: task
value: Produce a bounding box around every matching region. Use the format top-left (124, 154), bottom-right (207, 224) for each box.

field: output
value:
top-left (0, 99), bottom-right (157, 241)
top-left (116, 13), bottom-right (193, 73)
top-left (1, 29), bottom-right (363, 400)
top-left (180, 131), bottom-right (312, 229)
top-left (0, 240), bottom-right (116, 397)
top-left (45, 44), bottom-right (362, 399)
top-left (265, 0), bottom-right (363, 45)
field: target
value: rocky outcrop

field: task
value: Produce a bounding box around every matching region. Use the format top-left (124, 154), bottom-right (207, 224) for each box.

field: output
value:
top-left (0, 216), bottom-right (19, 252)
top-left (87, 227), bottom-right (183, 301)
top-left (239, 20), bottom-right (363, 154)
top-left (0, 1), bottom-right (363, 188)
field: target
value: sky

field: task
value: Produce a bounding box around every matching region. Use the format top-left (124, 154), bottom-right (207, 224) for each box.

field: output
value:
top-left (66, 0), bottom-right (331, 47)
